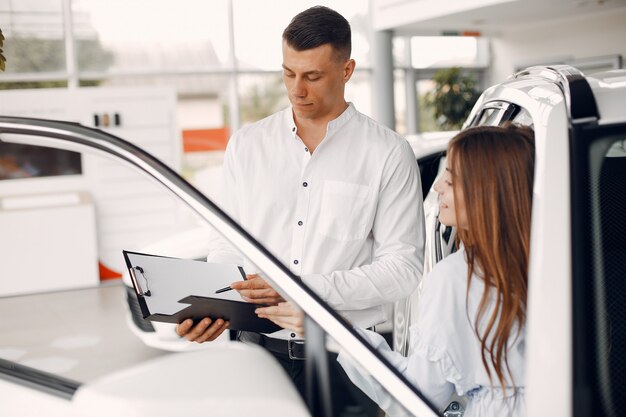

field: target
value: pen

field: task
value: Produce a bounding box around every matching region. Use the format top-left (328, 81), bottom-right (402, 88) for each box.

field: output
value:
top-left (215, 286), bottom-right (233, 294)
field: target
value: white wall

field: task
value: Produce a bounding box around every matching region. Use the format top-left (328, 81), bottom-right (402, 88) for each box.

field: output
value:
top-left (176, 98), bottom-right (223, 130)
top-left (0, 87), bottom-right (194, 277)
top-left (488, 8), bottom-right (626, 86)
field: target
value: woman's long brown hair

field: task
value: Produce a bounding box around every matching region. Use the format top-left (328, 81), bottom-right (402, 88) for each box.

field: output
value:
top-left (448, 124), bottom-right (535, 390)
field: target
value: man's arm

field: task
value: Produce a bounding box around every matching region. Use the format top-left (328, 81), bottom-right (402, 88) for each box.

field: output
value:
top-left (302, 141), bottom-right (425, 310)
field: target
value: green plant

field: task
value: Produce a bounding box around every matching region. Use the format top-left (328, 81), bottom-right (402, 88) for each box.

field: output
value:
top-left (0, 28), bottom-right (5, 71)
top-left (425, 67), bottom-right (480, 130)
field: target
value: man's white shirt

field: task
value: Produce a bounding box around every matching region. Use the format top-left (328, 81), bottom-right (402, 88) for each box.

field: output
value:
top-left (207, 103), bottom-right (425, 338)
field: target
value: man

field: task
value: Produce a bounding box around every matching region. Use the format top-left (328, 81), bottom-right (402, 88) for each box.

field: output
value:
top-left (176, 5), bottom-right (425, 415)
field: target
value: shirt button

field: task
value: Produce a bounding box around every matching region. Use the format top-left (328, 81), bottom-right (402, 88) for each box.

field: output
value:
top-left (304, 147), bottom-right (309, 153)
top-left (302, 182), bottom-right (308, 187)
top-left (297, 221), bottom-right (303, 226)
top-left (293, 260), bottom-right (299, 265)
top-left (292, 127), bottom-right (296, 132)
top-left (291, 333), bottom-right (296, 338)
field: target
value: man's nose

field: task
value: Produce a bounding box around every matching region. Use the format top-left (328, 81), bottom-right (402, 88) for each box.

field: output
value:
top-left (291, 77), bottom-right (306, 97)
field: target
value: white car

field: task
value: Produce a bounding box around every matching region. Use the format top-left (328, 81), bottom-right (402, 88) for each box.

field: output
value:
top-left (0, 64), bottom-right (624, 417)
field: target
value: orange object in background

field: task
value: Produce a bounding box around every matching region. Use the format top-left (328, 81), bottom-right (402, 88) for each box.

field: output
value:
top-left (461, 31), bottom-right (482, 37)
top-left (99, 261), bottom-right (122, 281)
top-left (182, 128), bottom-right (230, 152)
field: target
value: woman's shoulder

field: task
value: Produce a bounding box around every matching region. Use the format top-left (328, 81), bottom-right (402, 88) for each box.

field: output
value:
top-left (424, 249), bottom-right (469, 292)
top-left (415, 250), bottom-right (470, 325)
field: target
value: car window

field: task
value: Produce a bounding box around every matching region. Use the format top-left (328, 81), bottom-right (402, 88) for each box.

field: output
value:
top-left (0, 142), bottom-right (82, 180)
top-left (571, 124), bottom-right (626, 417)
top-left (0, 117), bottom-right (438, 416)
top-left (474, 107), bottom-right (502, 126)
top-left (0, 132), bottom-right (216, 387)
top-left (510, 106), bottom-right (534, 129)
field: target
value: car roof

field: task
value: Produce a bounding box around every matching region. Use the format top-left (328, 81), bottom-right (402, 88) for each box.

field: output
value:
top-left (587, 70), bottom-right (626, 125)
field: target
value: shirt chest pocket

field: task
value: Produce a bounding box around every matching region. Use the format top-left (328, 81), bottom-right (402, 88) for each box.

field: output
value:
top-left (318, 180), bottom-right (372, 241)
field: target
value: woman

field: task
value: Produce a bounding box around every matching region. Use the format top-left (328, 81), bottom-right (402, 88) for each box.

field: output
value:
top-left (256, 124), bottom-right (535, 417)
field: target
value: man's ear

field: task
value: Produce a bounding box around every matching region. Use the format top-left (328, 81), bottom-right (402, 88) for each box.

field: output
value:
top-left (343, 59), bottom-right (356, 83)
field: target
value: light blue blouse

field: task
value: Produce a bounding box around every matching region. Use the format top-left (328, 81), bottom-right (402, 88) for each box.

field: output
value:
top-left (338, 249), bottom-right (526, 417)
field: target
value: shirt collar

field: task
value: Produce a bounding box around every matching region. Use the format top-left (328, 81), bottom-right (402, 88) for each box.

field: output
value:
top-left (328, 102), bottom-right (356, 132)
top-left (286, 102), bottom-right (357, 139)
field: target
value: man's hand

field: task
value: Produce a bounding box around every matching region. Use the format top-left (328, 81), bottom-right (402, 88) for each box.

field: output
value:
top-left (175, 317), bottom-right (229, 343)
top-left (230, 273), bottom-right (285, 305)
top-left (255, 302), bottom-right (304, 336)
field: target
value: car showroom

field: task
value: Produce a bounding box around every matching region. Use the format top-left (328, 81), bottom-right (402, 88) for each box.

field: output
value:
top-left (0, 1), bottom-right (625, 416)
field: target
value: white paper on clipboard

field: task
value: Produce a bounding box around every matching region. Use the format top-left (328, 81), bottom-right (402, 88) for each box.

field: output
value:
top-left (123, 250), bottom-right (245, 315)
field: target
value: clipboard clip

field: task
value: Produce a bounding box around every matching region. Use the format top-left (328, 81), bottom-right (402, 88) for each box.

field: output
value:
top-left (132, 266), bottom-right (152, 297)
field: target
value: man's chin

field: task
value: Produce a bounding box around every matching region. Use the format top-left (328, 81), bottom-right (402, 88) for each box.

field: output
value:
top-left (293, 107), bottom-right (317, 120)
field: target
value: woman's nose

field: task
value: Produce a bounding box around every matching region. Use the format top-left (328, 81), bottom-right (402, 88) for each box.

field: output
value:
top-left (433, 177), bottom-right (442, 193)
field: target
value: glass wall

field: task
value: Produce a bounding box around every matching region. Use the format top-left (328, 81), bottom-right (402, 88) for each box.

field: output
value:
top-left (0, 0), bottom-right (372, 186)
top-left (0, 0), bottom-right (371, 123)
top-left (0, 0), bottom-right (488, 149)
top-left (0, 0), bottom-right (67, 88)
top-left (393, 36), bottom-right (488, 135)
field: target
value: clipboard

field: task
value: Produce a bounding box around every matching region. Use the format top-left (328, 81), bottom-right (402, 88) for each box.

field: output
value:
top-left (122, 250), bottom-right (281, 334)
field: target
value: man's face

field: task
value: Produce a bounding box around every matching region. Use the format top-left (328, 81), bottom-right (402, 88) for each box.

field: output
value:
top-left (282, 41), bottom-right (354, 122)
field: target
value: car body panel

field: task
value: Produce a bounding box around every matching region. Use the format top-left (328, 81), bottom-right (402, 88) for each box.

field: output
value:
top-left (72, 344), bottom-right (309, 417)
top-left (587, 70), bottom-right (626, 125)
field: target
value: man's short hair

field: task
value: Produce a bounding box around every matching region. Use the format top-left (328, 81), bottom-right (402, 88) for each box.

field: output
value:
top-left (282, 6), bottom-right (351, 61)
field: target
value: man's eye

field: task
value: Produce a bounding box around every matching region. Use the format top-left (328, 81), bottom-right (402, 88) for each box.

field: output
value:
top-left (284, 72), bottom-right (295, 78)
top-left (308, 76), bottom-right (320, 81)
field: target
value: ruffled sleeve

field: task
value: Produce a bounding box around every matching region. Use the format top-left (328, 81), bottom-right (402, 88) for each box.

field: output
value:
top-left (337, 251), bottom-right (479, 415)
top-left (337, 328), bottom-right (413, 417)
top-left (407, 327), bottom-right (464, 399)
top-left (337, 327), bottom-right (457, 414)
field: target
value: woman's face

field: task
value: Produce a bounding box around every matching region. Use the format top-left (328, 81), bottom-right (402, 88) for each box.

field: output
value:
top-left (433, 158), bottom-right (468, 229)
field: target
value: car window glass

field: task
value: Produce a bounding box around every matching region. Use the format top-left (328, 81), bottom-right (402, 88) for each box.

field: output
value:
top-left (573, 127), bottom-right (626, 417)
top-left (0, 143), bottom-right (82, 180)
top-left (0, 121), bottom-right (439, 416)
top-left (474, 108), bottom-right (502, 126)
top-left (0, 133), bottom-right (217, 384)
top-left (589, 134), bottom-right (626, 414)
top-left (510, 107), bottom-right (534, 128)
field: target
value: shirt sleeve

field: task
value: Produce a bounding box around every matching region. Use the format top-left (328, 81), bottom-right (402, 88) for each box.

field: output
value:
top-left (301, 140), bottom-right (425, 310)
top-left (337, 328), bottom-right (455, 415)
top-left (337, 259), bottom-right (471, 413)
top-left (205, 136), bottom-right (245, 266)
